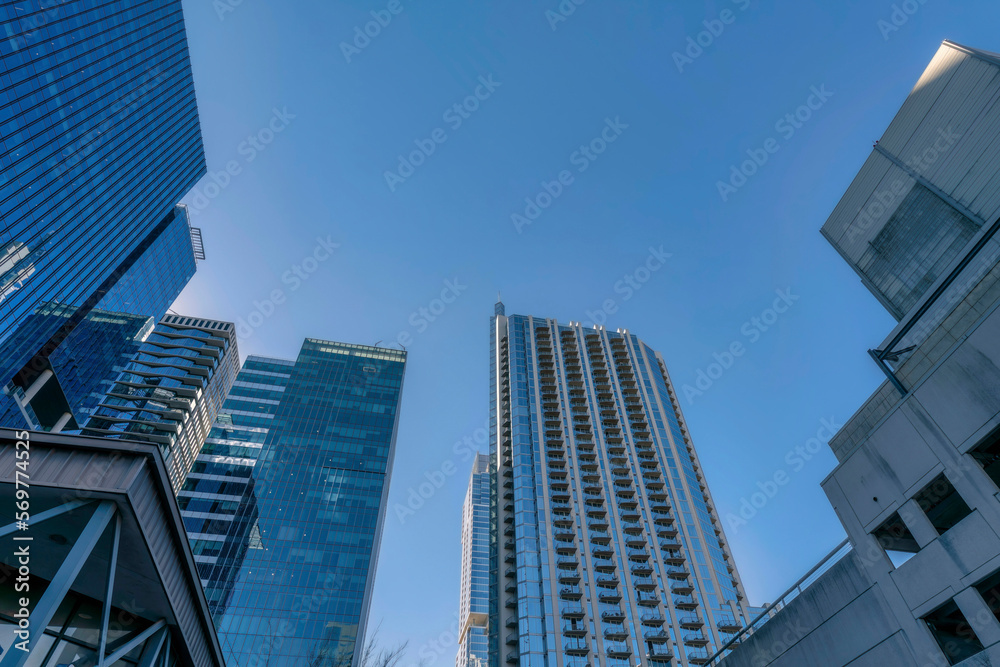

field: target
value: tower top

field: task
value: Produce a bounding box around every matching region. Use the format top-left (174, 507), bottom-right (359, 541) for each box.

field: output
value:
top-left (494, 294), bottom-right (505, 316)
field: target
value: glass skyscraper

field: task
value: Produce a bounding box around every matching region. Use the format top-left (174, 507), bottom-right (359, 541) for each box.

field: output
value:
top-left (180, 339), bottom-right (407, 667)
top-left (0, 206), bottom-right (200, 431)
top-left (458, 453), bottom-right (491, 667)
top-left (0, 0), bottom-right (206, 426)
top-left (490, 302), bottom-right (753, 667)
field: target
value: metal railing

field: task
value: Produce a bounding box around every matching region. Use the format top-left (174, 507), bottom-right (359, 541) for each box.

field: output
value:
top-left (704, 539), bottom-right (851, 666)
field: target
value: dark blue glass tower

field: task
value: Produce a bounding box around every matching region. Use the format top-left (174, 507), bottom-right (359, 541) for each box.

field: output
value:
top-left (0, 0), bottom-right (206, 427)
top-left (180, 340), bottom-right (407, 667)
top-left (0, 206), bottom-right (199, 430)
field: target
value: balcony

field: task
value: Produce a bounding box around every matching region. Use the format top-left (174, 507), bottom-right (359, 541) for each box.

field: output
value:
top-left (620, 520), bottom-right (643, 534)
top-left (687, 647), bottom-right (711, 664)
top-left (591, 545), bottom-right (615, 559)
top-left (683, 632), bottom-right (709, 646)
top-left (562, 622), bottom-right (588, 636)
top-left (625, 535), bottom-right (646, 549)
top-left (563, 639), bottom-right (590, 655)
top-left (678, 614), bottom-right (703, 629)
top-left (661, 550), bottom-right (684, 563)
top-left (559, 569), bottom-right (581, 584)
top-left (632, 575), bottom-right (656, 589)
top-left (589, 530), bottom-right (612, 544)
top-left (603, 624), bottom-right (628, 640)
top-left (643, 629), bottom-right (670, 644)
top-left (665, 564), bottom-right (690, 579)
top-left (635, 590), bottom-right (659, 606)
top-left (631, 561), bottom-right (654, 576)
top-left (593, 557), bottom-right (616, 572)
top-left (717, 616), bottom-right (743, 632)
top-left (604, 641), bottom-right (631, 657)
top-left (505, 650), bottom-right (519, 663)
top-left (626, 547), bottom-right (650, 560)
top-left (556, 555), bottom-right (579, 569)
top-left (595, 573), bottom-right (619, 587)
top-left (600, 605), bottom-right (625, 621)
top-left (639, 611), bottom-right (666, 625)
top-left (671, 580), bottom-right (694, 595)
top-left (560, 585), bottom-right (583, 600)
top-left (673, 595), bottom-right (697, 609)
top-left (560, 603), bottom-right (585, 618)
top-left (505, 580), bottom-right (517, 594)
top-left (598, 589), bottom-right (622, 603)
top-left (506, 631), bottom-right (518, 646)
top-left (505, 566), bottom-right (516, 579)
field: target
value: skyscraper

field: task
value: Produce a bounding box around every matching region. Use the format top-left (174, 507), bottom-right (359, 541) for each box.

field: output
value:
top-left (458, 453), bottom-right (491, 667)
top-left (181, 339), bottom-right (407, 667)
top-left (180, 355), bottom-right (293, 616)
top-left (82, 314), bottom-right (240, 490)
top-left (0, 0), bottom-right (206, 425)
top-left (1, 206), bottom-right (202, 431)
top-left (490, 302), bottom-right (753, 667)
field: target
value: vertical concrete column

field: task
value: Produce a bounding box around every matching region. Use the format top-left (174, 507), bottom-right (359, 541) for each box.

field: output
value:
top-left (898, 499), bottom-right (939, 549)
top-left (954, 587), bottom-right (1000, 648)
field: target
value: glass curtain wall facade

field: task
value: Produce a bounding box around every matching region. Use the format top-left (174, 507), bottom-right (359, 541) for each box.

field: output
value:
top-left (0, 0), bottom-right (206, 422)
top-left (0, 206), bottom-right (199, 431)
top-left (186, 339), bottom-right (406, 667)
top-left (82, 315), bottom-right (240, 490)
top-left (491, 303), bottom-right (753, 667)
top-left (180, 355), bottom-right (293, 617)
top-left (458, 453), bottom-right (491, 667)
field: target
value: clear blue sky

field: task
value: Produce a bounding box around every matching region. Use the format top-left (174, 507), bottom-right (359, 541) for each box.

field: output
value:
top-left (173, 0), bottom-right (1000, 663)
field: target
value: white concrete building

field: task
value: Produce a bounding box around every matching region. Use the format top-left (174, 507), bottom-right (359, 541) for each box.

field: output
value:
top-left (716, 41), bottom-right (1000, 667)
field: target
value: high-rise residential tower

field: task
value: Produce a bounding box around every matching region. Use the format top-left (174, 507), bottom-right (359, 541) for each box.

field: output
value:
top-left (0, 0), bottom-right (206, 427)
top-left (458, 453), bottom-right (491, 667)
top-left (490, 302), bottom-right (753, 667)
top-left (82, 315), bottom-right (240, 490)
top-left (180, 339), bottom-right (407, 667)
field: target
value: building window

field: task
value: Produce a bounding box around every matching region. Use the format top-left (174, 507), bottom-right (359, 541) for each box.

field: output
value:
top-left (871, 512), bottom-right (918, 567)
top-left (975, 569), bottom-right (1000, 624)
top-left (923, 599), bottom-right (984, 665)
top-left (969, 428), bottom-right (1000, 490)
top-left (913, 474), bottom-right (972, 535)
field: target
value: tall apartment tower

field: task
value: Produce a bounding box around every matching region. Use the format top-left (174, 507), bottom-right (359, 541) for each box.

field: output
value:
top-left (82, 315), bottom-right (240, 490)
top-left (490, 302), bottom-right (753, 667)
top-left (180, 340), bottom-right (407, 667)
top-left (0, 0), bottom-right (206, 428)
top-left (458, 453), bottom-right (491, 667)
top-left (716, 42), bottom-right (1000, 667)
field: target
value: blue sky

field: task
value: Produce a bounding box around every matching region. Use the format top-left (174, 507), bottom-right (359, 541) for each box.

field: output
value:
top-left (173, 0), bottom-right (1000, 662)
